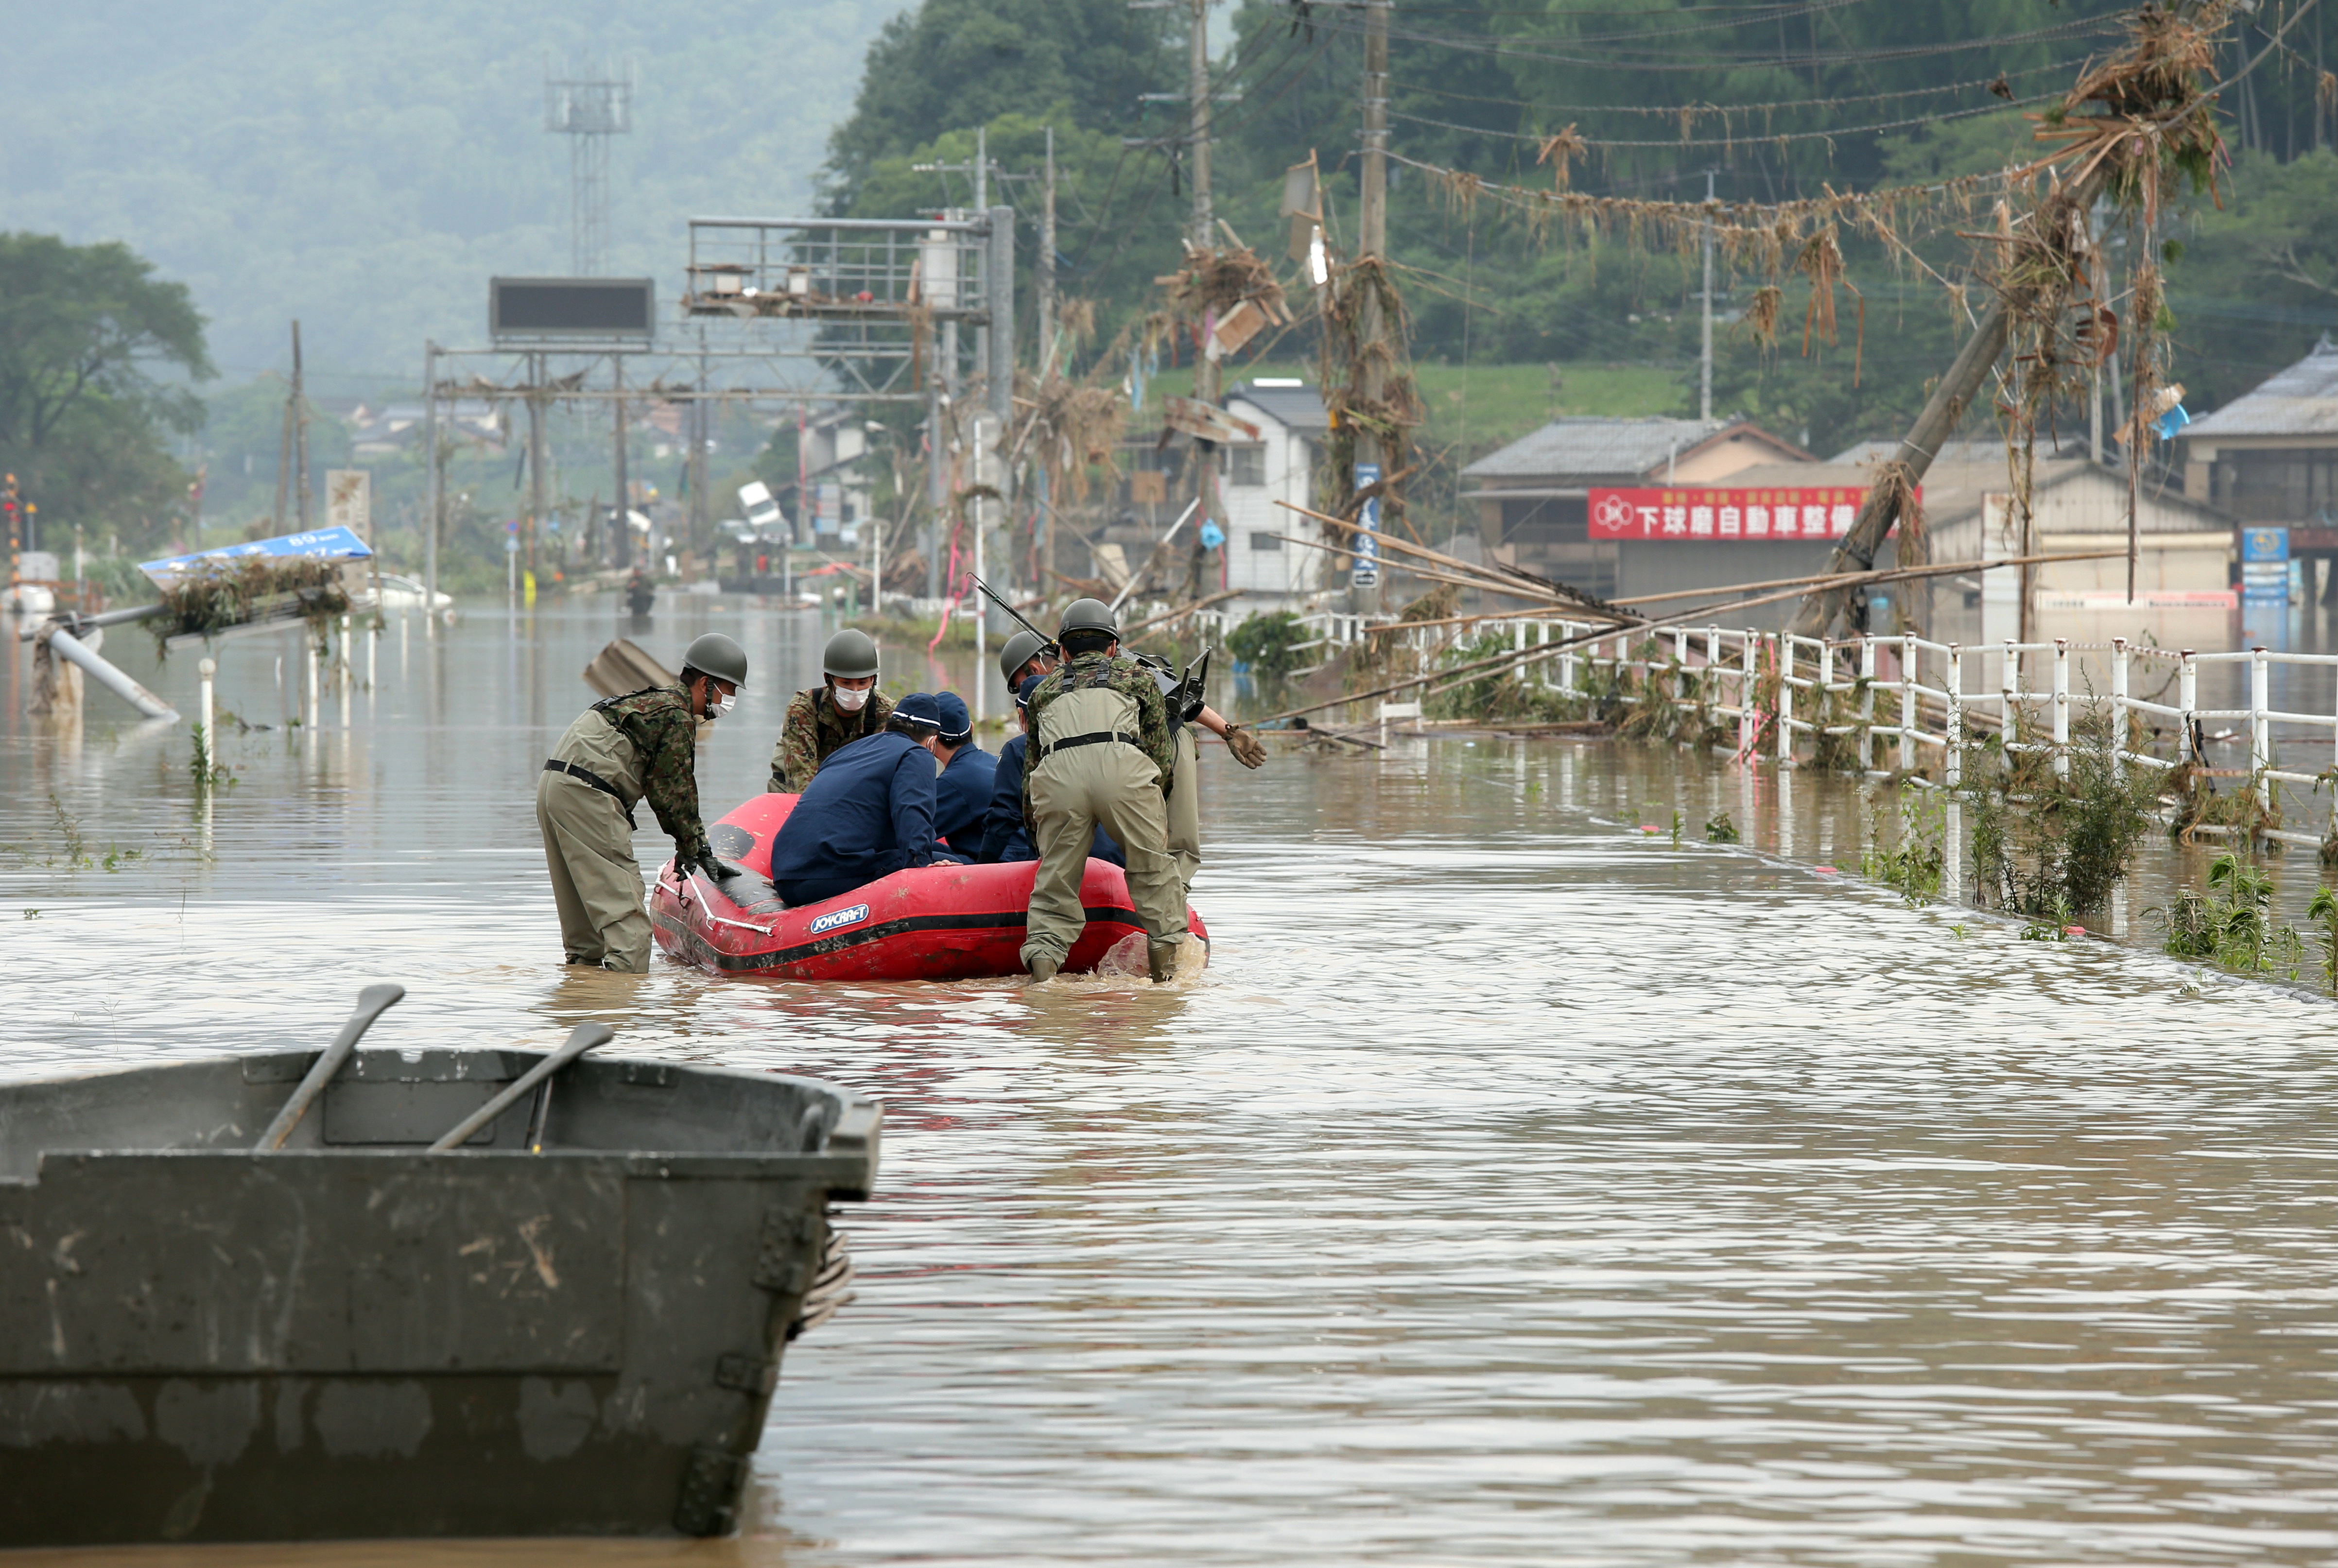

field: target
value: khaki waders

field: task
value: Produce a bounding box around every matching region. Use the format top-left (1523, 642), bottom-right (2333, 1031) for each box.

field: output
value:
top-left (1021, 689), bottom-right (1189, 974)
top-left (538, 709), bottom-right (654, 972)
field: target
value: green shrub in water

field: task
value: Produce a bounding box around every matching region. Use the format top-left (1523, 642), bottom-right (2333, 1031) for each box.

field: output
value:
top-left (2155, 852), bottom-right (2303, 979)
top-left (1962, 702), bottom-right (2157, 919)
top-left (1860, 787), bottom-right (1946, 905)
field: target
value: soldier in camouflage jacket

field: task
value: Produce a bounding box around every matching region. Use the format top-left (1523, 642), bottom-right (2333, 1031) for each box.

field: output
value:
top-left (770, 685), bottom-right (896, 793)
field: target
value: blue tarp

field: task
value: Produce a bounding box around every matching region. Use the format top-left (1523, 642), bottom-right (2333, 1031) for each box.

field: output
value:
top-left (139, 528), bottom-right (373, 587)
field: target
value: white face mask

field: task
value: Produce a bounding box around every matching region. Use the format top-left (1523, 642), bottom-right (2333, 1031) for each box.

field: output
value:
top-left (710, 691), bottom-right (737, 719)
top-left (832, 684), bottom-right (871, 713)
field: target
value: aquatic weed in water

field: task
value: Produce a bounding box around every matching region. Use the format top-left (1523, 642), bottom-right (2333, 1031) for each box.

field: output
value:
top-left (2153, 852), bottom-right (2303, 980)
top-left (1704, 811), bottom-right (1740, 844)
top-left (1859, 786), bottom-right (1946, 905)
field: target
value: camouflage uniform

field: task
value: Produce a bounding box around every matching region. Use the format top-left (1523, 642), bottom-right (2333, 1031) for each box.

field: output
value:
top-left (537, 686), bottom-right (709, 972)
top-left (1019, 652), bottom-right (1187, 972)
top-left (770, 686), bottom-right (896, 793)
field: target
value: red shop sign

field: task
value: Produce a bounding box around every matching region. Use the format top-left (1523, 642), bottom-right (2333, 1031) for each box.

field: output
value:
top-left (1586, 485), bottom-right (1913, 543)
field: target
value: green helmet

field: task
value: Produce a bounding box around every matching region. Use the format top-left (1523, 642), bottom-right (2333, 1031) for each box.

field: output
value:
top-left (998, 628), bottom-right (1050, 685)
top-left (1058, 598), bottom-right (1118, 641)
top-left (822, 628), bottom-right (881, 680)
top-left (680, 632), bottom-right (748, 687)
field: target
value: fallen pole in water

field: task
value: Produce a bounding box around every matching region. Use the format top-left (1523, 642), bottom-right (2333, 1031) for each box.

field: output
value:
top-left (40, 622), bottom-right (178, 722)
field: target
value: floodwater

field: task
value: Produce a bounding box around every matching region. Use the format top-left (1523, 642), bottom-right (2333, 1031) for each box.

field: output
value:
top-left (5, 598), bottom-right (2338, 1566)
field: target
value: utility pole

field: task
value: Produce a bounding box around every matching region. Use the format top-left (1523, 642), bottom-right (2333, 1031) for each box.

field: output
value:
top-left (1351, 0), bottom-right (1391, 612)
top-left (293, 321), bottom-right (311, 531)
top-left (1040, 126), bottom-right (1059, 590)
top-left (1185, 0), bottom-right (1221, 600)
top-left (423, 340), bottom-right (441, 622)
top-left (526, 352), bottom-right (545, 591)
top-left (612, 355), bottom-right (631, 569)
top-left (1039, 126), bottom-right (1058, 376)
top-left (1699, 170), bottom-right (1715, 423)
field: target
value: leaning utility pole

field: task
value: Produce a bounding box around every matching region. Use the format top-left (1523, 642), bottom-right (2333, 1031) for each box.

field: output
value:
top-left (1351, 0), bottom-right (1392, 611)
top-left (1185, 0), bottom-right (1220, 600)
top-left (1789, 0), bottom-right (2220, 640)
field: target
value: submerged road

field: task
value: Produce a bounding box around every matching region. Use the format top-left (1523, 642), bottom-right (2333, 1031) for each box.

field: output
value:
top-left (3, 600), bottom-right (2336, 1564)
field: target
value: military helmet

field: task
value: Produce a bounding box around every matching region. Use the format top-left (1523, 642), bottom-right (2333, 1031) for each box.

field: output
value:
top-left (998, 628), bottom-right (1050, 686)
top-left (822, 627), bottom-right (881, 680)
top-left (1057, 598), bottom-right (1118, 641)
top-left (680, 632), bottom-right (748, 688)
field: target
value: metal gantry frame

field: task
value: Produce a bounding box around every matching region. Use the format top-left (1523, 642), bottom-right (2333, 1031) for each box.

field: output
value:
top-left (419, 212), bottom-right (1018, 618)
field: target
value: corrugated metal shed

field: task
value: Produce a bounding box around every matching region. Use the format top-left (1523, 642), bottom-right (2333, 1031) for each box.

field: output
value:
top-left (1462, 417), bottom-right (1739, 481)
top-left (2182, 335), bottom-right (2338, 438)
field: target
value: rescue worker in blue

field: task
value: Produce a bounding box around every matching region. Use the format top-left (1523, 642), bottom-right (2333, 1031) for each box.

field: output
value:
top-left (982, 674), bottom-right (1126, 867)
top-left (926, 691), bottom-right (996, 859)
top-left (769, 693), bottom-right (963, 907)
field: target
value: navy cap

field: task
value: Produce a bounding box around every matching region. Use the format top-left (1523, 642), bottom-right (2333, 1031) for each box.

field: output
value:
top-left (894, 691), bottom-right (942, 732)
top-left (935, 691), bottom-right (971, 743)
top-left (1016, 674), bottom-right (1043, 709)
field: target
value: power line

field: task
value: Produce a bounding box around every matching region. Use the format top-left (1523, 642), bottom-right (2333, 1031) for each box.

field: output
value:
top-left (1390, 92), bottom-right (2049, 150)
top-left (1389, 54), bottom-right (2090, 118)
top-left (1298, 8), bottom-right (2122, 71)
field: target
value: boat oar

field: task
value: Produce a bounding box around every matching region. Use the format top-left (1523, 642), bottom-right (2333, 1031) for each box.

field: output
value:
top-left (254, 982), bottom-right (406, 1151)
top-left (427, 1021), bottom-right (613, 1153)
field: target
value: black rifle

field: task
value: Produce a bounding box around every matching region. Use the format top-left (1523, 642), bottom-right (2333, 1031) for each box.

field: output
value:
top-left (970, 576), bottom-right (1054, 654)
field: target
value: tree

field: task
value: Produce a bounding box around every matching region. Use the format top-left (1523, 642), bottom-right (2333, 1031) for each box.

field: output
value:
top-left (821, 0), bottom-right (1178, 201)
top-left (0, 233), bottom-right (212, 551)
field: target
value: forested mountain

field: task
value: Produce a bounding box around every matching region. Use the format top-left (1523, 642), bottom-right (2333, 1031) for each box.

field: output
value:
top-left (0, 0), bottom-right (908, 386)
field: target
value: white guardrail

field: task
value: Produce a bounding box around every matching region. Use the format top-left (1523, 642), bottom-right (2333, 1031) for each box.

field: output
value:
top-left (1196, 609), bottom-right (2338, 848)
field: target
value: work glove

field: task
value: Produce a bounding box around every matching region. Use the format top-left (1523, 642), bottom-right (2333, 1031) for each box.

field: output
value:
top-left (1223, 724), bottom-right (1268, 770)
top-left (693, 849), bottom-right (737, 883)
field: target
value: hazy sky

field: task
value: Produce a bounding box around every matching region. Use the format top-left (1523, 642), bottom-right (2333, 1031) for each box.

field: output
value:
top-left (0, 0), bottom-right (910, 390)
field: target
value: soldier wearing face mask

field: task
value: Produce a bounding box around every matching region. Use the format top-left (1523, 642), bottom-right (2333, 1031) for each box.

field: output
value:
top-left (770, 628), bottom-right (896, 793)
top-left (538, 632), bottom-right (746, 972)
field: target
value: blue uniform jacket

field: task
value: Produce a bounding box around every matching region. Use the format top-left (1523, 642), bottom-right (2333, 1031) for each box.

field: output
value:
top-left (934, 742), bottom-right (996, 858)
top-left (771, 731), bottom-right (940, 893)
top-left (981, 732), bottom-right (1126, 867)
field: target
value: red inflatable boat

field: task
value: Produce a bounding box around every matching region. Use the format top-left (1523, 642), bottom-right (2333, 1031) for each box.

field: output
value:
top-left (648, 793), bottom-right (1210, 982)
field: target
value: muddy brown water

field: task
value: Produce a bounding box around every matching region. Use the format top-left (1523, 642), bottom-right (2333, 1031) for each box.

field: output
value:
top-left (4, 599), bottom-right (2338, 1565)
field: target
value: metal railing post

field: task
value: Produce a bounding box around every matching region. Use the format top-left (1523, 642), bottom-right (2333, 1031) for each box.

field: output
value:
top-left (1857, 636), bottom-right (1876, 771)
top-left (2178, 650), bottom-right (2197, 764)
top-left (1777, 634), bottom-right (1795, 766)
top-left (1899, 634), bottom-right (1917, 774)
top-left (1739, 631), bottom-right (1756, 754)
top-left (2112, 638), bottom-right (2129, 764)
top-left (2251, 645), bottom-right (2271, 813)
top-left (1946, 644), bottom-right (1964, 788)
top-left (2052, 638), bottom-right (2070, 780)
top-left (2001, 638), bottom-right (2018, 749)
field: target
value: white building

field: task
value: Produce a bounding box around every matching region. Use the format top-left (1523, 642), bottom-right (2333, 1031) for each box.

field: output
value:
top-left (1218, 379), bottom-right (1332, 612)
